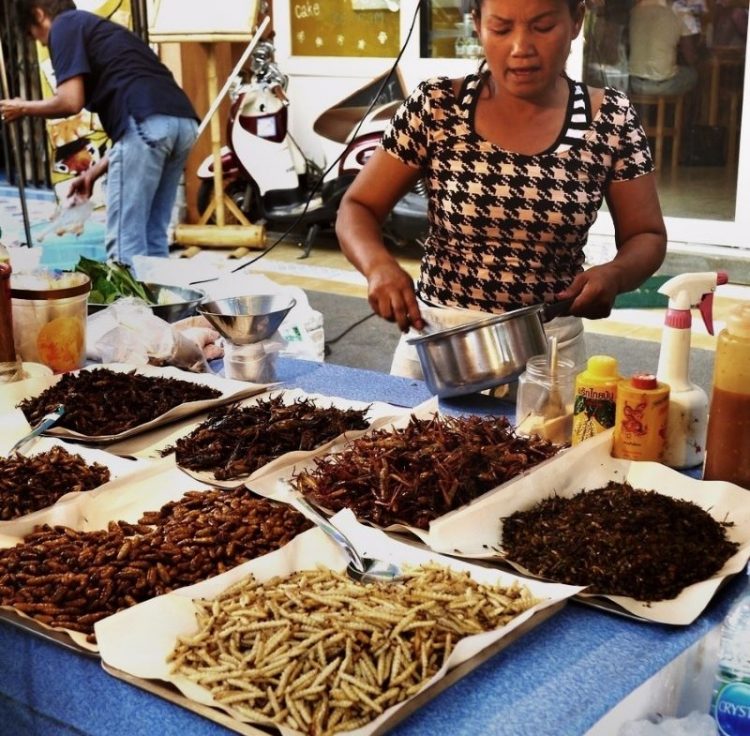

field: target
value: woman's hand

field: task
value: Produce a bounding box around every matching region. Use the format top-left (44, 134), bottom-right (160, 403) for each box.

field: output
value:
top-left (367, 260), bottom-right (425, 333)
top-left (336, 149), bottom-right (426, 332)
top-left (67, 155), bottom-right (109, 201)
top-left (557, 263), bottom-right (625, 319)
top-left (561, 173), bottom-right (667, 320)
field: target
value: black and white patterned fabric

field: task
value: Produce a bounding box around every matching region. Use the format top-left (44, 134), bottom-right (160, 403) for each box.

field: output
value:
top-left (381, 73), bottom-right (653, 314)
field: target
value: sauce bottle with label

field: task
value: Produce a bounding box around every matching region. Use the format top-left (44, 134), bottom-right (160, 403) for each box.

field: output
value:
top-left (612, 374), bottom-right (670, 462)
top-left (571, 355), bottom-right (620, 445)
top-left (703, 303), bottom-right (750, 489)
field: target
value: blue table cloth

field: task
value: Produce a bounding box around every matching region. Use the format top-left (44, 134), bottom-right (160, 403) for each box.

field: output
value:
top-left (0, 357), bottom-right (738, 736)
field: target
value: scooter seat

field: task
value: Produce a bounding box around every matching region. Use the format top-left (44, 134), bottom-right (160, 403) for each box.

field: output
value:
top-left (314, 101), bottom-right (402, 143)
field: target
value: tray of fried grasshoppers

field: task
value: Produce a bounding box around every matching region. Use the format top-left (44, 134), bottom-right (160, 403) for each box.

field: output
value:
top-left (425, 431), bottom-right (750, 625)
top-left (247, 404), bottom-right (568, 542)
top-left (159, 389), bottom-right (413, 489)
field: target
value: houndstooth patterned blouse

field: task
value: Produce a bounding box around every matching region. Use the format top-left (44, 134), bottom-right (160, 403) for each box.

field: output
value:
top-left (381, 73), bottom-right (654, 313)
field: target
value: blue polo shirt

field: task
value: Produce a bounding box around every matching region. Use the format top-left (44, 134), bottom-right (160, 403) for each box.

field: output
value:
top-left (49, 10), bottom-right (197, 142)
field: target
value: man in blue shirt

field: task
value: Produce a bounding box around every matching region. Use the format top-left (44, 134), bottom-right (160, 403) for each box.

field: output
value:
top-left (0, 0), bottom-right (199, 266)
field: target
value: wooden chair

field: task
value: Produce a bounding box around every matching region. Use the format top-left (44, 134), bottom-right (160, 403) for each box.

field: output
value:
top-left (629, 92), bottom-right (686, 172)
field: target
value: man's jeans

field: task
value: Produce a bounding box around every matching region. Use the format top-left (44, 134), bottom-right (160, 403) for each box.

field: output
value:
top-left (106, 114), bottom-right (198, 266)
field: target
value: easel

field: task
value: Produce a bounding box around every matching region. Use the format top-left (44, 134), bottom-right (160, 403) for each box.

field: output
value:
top-left (149, 1), bottom-right (268, 250)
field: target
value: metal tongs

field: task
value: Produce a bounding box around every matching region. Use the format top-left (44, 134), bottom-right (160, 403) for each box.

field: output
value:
top-left (9, 405), bottom-right (65, 456)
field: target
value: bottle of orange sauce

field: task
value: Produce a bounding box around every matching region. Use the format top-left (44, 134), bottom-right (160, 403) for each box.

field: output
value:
top-left (703, 303), bottom-right (750, 488)
top-left (612, 374), bottom-right (670, 462)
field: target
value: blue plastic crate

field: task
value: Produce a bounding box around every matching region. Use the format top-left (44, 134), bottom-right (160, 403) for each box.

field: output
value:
top-left (34, 219), bottom-right (107, 271)
top-left (39, 239), bottom-right (107, 271)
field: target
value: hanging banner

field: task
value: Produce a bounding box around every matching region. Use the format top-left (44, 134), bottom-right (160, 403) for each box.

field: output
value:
top-left (37, 0), bottom-right (132, 203)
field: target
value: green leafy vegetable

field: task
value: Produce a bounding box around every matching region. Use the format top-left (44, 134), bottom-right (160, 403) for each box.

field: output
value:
top-left (75, 257), bottom-right (157, 305)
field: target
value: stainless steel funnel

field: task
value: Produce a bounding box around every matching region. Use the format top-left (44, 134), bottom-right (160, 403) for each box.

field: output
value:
top-left (198, 295), bottom-right (296, 344)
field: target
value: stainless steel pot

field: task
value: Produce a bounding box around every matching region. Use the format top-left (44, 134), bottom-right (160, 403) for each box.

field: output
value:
top-left (406, 300), bottom-right (572, 398)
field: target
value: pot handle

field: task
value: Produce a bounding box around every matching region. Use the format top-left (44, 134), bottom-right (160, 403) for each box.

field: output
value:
top-left (540, 297), bottom-right (575, 323)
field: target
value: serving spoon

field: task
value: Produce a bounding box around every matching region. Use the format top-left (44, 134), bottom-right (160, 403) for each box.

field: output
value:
top-left (288, 492), bottom-right (402, 584)
top-left (8, 404), bottom-right (65, 456)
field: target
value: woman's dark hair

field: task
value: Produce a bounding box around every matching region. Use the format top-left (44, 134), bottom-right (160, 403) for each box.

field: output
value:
top-left (15, 0), bottom-right (76, 30)
top-left (469, 0), bottom-right (584, 18)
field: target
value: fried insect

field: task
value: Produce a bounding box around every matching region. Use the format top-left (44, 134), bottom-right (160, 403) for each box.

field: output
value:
top-left (18, 368), bottom-right (222, 436)
top-left (500, 481), bottom-right (740, 601)
top-left (293, 414), bottom-right (562, 529)
top-left (0, 487), bottom-right (311, 640)
top-left (162, 395), bottom-right (370, 480)
top-left (0, 446), bottom-right (111, 520)
top-left (168, 564), bottom-right (538, 735)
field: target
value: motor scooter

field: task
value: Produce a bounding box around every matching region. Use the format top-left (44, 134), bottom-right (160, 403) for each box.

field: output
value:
top-left (195, 41), bottom-right (428, 257)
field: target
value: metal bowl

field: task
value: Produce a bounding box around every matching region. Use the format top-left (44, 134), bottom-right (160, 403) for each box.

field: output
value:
top-left (198, 295), bottom-right (296, 344)
top-left (87, 283), bottom-right (206, 323)
top-left (407, 305), bottom-right (548, 398)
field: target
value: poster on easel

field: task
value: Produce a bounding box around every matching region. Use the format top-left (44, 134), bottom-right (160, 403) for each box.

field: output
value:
top-left (37, 0), bottom-right (132, 206)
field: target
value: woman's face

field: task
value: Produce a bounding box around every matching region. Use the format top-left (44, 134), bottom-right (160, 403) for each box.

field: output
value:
top-left (474, 0), bottom-right (584, 100)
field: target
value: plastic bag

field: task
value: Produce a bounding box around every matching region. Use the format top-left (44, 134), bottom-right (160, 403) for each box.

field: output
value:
top-left (130, 256), bottom-right (326, 362)
top-left (86, 298), bottom-right (218, 372)
top-left (36, 199), bottom-right (94, 243)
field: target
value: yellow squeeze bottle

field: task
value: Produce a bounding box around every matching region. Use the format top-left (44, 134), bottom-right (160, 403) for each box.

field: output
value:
top-left (571, 355), bottom-right (620, 445)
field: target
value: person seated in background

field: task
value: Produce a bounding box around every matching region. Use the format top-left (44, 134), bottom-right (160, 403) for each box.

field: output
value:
top-left (629, 0), bottom-right (699, 95)
top-left (672, 0), bottom-right (708, 60)
top-left (712, 0), bottom-right (748, 48)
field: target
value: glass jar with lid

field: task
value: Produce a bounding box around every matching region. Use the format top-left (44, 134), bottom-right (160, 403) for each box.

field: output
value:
top-left (516, 353), bottom-right (576, 444)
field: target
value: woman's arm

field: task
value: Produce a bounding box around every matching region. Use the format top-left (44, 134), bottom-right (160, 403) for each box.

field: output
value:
top-left (0, 76), bottom-right (84, 122)
top-left (336, 149), bottom-right (425, 332)
top-left (558, 172), bottom-right (667, 319)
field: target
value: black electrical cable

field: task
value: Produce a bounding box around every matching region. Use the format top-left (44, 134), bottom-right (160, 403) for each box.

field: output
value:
top-left (323, 310), bottom-right (377, 357)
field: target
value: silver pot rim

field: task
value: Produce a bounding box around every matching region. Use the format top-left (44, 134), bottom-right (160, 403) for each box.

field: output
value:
top-left (406, 303), bottom-right (544, 346)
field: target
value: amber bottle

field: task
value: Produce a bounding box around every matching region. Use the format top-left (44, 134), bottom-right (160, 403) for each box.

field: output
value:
top-left (703, 304), bottom-right (750, 489)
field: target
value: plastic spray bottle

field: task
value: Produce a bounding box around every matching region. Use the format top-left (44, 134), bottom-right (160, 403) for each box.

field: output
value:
top-left (656, 271), bottom-right (728, 469)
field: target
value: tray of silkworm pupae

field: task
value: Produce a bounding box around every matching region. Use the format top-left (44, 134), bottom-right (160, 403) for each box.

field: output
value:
top-left (0, 458), bottom-right (313, 653)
